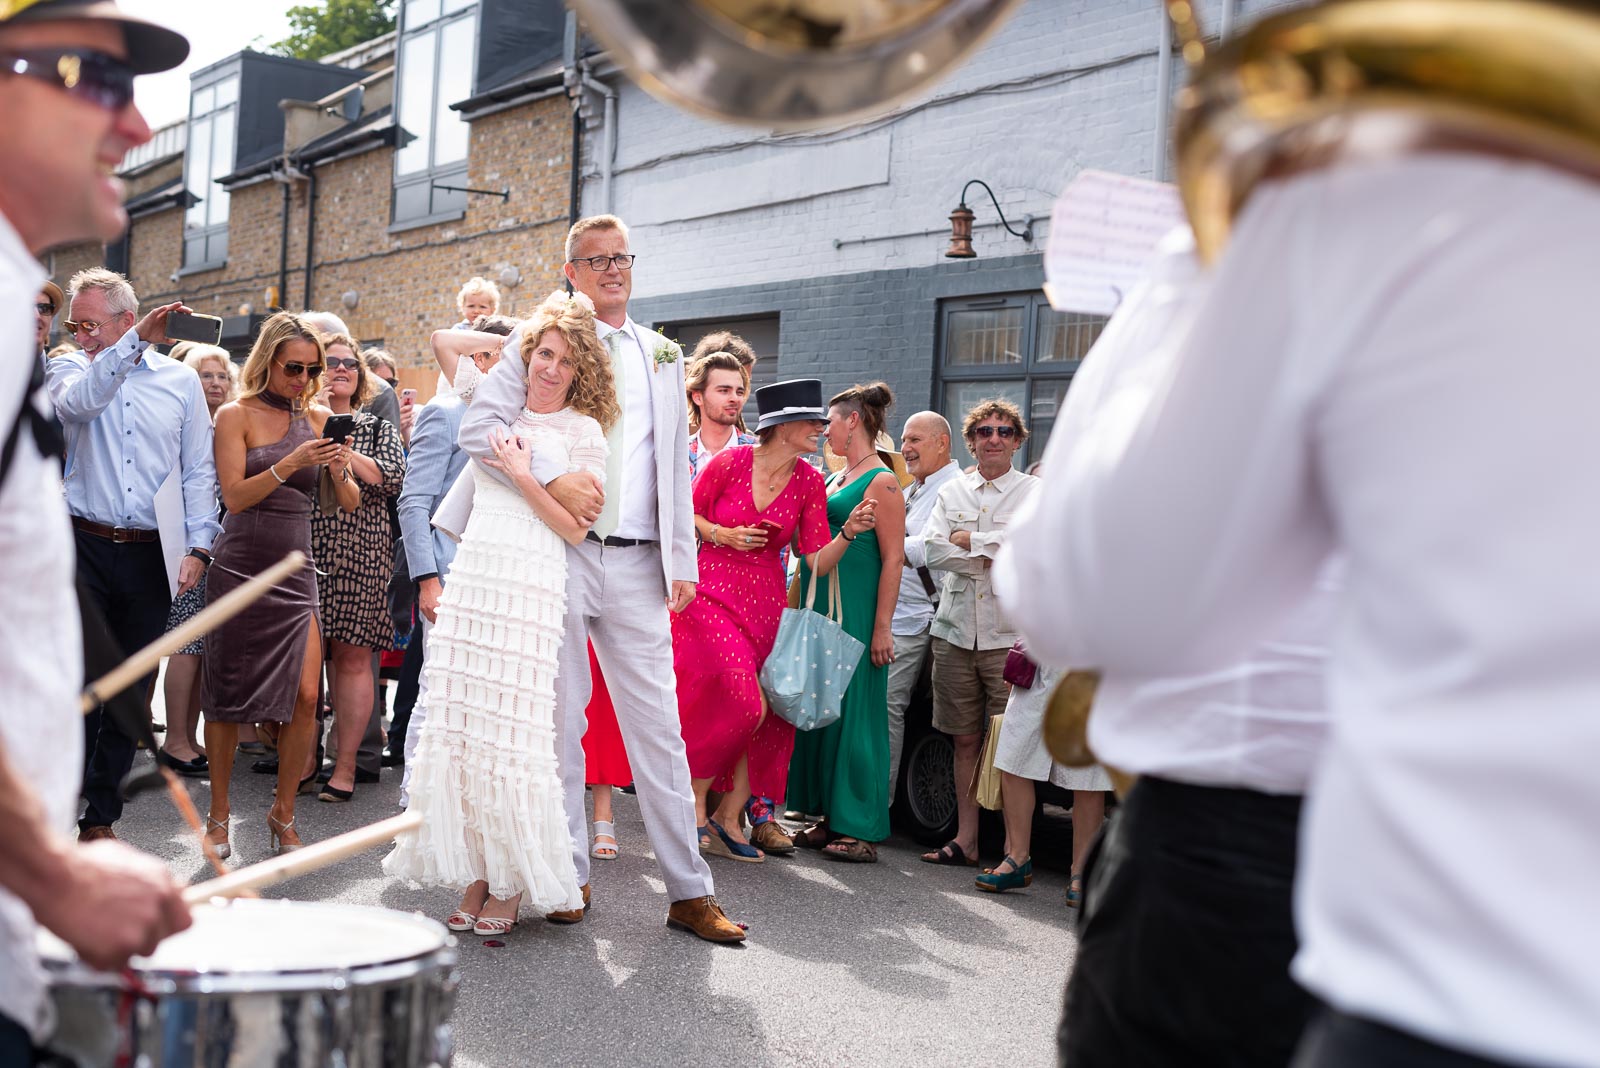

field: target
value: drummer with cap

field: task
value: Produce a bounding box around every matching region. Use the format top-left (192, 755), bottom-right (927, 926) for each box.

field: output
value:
top-left (0, 0), bottom-right (191, 1059)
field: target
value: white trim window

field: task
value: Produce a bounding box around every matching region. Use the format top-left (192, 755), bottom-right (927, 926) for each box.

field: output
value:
top-left (393, 0), bottom-right (477, 228)
top-left (183, 74), bottom-right (238, 270)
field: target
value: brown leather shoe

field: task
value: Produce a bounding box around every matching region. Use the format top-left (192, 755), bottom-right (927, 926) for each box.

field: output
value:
top-left (546, 883), bottom-right (591, 925)
top-left (748, 820), bottom-right (795, 856)
top-left (667, 896), bottom-right (746, 943)
top-left (77, 825), bottom-right (116, 843)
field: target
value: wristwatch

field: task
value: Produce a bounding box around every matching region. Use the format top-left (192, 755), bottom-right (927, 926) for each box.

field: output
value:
top-left (187, 548), bottom-right (212, 567)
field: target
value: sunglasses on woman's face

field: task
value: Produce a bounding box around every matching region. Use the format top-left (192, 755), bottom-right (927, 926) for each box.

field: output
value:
top-left (278, 360), bottom-right (324, 379)
top-left (973, 425), bottom-right (1018, 439)
top-left (1, 49), bottom-right (136, 112)
top-left (325, 356), bottom-right (363, 370)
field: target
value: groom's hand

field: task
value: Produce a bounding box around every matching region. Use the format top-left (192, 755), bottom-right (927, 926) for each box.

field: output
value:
top-left (549, 472), bottom-right (605, 525)
top-left (667, 581), bottom-right (696, 614)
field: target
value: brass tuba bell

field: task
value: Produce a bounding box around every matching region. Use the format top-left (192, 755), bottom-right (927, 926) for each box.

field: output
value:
top-left (566, 0), bottom-right (1024, 130)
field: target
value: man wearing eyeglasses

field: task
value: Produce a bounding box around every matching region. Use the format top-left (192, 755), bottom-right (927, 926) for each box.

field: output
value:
top-left (0, 1), bottom-right (193, 1059)
top-left (918, 399), bottom-right (1039, 870)
top-left (460, 213), bottom-right (744, 942)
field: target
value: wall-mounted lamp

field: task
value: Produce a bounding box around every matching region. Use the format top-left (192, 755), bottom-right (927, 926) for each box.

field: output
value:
top-left (944, 179), bottom-right (1033, 259)
top-left (498, 265), bottom-right (522, 288)
top-left (341, 290), bottom-right (359, 310)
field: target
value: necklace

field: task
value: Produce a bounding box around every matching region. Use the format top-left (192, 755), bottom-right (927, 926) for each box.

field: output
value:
top-left (834, 453), bottom-right (873, 486)
top-left (754, 450), bottom-right (798, 491)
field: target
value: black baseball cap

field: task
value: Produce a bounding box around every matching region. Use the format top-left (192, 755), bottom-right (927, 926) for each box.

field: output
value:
top-left (1, 0), bottom-right (189, 74)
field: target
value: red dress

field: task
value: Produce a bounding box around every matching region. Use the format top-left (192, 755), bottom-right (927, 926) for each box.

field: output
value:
top-left (582, 643), bottom-right (632, 787)
top-left (674, 447), bottom-right (832, 799)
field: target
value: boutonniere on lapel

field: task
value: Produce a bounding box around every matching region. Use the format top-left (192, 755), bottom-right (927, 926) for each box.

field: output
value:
top-left (651, 338), bottom-right (681, 374)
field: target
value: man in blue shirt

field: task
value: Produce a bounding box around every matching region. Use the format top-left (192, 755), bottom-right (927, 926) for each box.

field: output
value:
top-left (46, 267), bottom-right (219, 841)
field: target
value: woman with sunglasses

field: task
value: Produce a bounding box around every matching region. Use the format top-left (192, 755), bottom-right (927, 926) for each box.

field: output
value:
top-left (311, 334), bottom-right (406, 804)
top-left (203, 314), bottom-right (359, 859)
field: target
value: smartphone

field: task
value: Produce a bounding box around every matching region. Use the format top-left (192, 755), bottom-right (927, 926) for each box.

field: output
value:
top-left (322, 413), bottom-right (357, 445)
top-left (756, 520), bottom-right (782, 541)
top-left (400, 388), bottom-right (417, 404)
top-left (166, 311), bottom-right (223, 345)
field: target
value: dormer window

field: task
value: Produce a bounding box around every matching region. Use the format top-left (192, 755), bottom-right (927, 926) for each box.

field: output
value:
top-left (183, 75), bottom-right (238, 270)
top-left (393, 0), bottom-right (476, 228)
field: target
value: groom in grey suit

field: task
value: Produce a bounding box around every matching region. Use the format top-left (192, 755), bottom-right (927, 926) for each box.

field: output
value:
top-left (459, 214), bottom-right (744, 942)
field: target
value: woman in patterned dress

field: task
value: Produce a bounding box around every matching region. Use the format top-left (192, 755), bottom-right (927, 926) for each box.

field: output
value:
top-left (674, 379), bottom-right (877, 861)
top-left (312, 334), bottom-right (405, 802)
top-left (385, 290), bottom-right (617, 936)
top-left (157, 343), bottom-right (236, 775)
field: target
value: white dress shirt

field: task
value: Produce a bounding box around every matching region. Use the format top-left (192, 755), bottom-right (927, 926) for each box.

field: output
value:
top-left (1005, 153), bottom-right (1600, 1066)
top-left (925, 466), bottom-right (1037, 651)
top-left (0, 214), bottom-right (83, 1038)
top-left (893, 460), bottom-right (961, 636)
top-left (597, 318), bottom-right (658, 541)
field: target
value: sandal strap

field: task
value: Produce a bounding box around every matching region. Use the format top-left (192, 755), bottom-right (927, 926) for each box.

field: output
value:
top-left (592, 820), bottom-right (615, 836)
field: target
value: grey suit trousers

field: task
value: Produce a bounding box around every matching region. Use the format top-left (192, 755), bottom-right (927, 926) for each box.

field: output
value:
top-left (559, 538), bottom-right (713, 901)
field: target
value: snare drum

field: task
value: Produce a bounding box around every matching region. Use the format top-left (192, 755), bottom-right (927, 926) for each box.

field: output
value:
top-left (38, 899), bottom-right (458, 1067)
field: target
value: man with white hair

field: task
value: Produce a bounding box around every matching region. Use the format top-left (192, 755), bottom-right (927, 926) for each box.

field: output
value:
top-left (47, 267), bottom-right (218, 841)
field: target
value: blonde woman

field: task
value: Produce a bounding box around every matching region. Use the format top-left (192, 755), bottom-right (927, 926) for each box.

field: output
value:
top-left (203, 315), bottom-right (359, 859)
top-left (385, 290), bottom-right (616, 936)
top-left (156, 344), bottom-right (239, 776)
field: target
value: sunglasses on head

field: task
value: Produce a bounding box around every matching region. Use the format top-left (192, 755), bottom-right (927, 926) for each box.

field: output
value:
top-left (325, 356), bottom-right (362, 370)
top-left (278, 360), bottom-right (324, 379)
top-left (973, 425), bottom-right (1018, 439)
top-left (1, 49), bottom-right (136, 112)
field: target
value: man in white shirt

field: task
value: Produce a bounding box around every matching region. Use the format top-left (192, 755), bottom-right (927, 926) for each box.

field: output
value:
top-left (1006, 151), bottom-right (1600, 1067)
top-left (460, 215), bottom-right (743, 943)
top-left (918, 401), bottom-right (1037, 869)
top-left (686, 346), bottom-right (754, 482)
top-left (0, 0), bottom-right (192, 1057)
top-left (999, 229), bottom-right (1337, 1066)
top-left (886, 411), bottom-right (959, 800)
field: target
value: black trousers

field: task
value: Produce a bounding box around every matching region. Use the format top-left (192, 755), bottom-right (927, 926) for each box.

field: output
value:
top-left (388, 614), bottom-right (425, 747)
top-left (1294, 1007), bottom-right (1533, 1068)
top-left (75, 530), bottom-right (171, 829)
top-left (1060, 776), bottom-right (1311, 1068)
top-left (0, 1010), bottom-right (36, 1065)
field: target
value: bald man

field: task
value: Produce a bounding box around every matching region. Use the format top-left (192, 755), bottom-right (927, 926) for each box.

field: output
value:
top-left (887, 412), bottom-right (961, 799)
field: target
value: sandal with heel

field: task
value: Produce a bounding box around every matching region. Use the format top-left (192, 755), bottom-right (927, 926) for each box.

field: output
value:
top-left (590, 820), bottom-right (619, 860)
top-left (268, 813), bottom-right (301, 855)
top-left (204, 815), bottom-right (231, 861)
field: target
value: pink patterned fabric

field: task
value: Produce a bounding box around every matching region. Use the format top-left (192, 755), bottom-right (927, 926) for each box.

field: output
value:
top-left (673, 446), bottom-right (831, 799)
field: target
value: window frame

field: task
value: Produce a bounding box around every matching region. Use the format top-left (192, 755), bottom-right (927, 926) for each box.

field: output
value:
top-left (391, 1), bottom-right (478, 231)
top-left (934, 291), bottom-right (1104, 468)
top-left (179, 72), bottom-right (240, 274)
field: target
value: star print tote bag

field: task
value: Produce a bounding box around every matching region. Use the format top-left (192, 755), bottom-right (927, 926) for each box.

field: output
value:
top-left (760, 566), bottom-right (865, 731)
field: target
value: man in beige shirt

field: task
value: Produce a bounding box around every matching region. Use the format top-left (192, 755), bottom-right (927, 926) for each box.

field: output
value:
top-left (919, 399), bottom-right (1039, 868)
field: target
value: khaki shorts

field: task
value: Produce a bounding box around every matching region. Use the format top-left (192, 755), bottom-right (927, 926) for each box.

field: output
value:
top-left (931, 639), bottom-right (1010, 736)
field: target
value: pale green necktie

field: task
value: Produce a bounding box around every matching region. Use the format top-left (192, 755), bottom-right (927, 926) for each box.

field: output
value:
top-left (593, 330), bottom-right (626, 539)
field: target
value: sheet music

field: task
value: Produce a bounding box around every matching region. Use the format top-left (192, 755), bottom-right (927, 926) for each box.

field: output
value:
top-left (1043, 170), bottom-right (1186, 315)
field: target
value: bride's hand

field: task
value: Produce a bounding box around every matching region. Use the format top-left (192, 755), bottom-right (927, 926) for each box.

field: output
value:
top-left (484, 428), bottom-right (533, 485)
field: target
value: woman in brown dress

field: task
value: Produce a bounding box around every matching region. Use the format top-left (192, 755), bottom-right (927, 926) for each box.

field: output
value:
top-left (312, 334), bottom-right (405, 802)
top-left (203, 314), bottom-right (359, 858)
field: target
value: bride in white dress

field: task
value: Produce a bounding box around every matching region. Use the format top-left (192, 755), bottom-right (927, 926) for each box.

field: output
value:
top-left (384, 290), bottom-right (617, 935)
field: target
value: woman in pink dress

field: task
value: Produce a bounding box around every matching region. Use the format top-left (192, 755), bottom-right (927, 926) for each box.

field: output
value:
top-left (674, 380), bottom-right (877, 861)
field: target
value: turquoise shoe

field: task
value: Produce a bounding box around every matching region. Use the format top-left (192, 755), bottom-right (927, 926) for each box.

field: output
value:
top-left (975, 855), bottom-right (1033, 893)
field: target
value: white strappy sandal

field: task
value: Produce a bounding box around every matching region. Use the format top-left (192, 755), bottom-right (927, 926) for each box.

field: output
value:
top-left (591, 820), bottom-right (619, 860)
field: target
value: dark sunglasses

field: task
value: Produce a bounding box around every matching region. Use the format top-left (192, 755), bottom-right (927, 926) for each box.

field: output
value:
top-left (1, 49), bottom-right (136, 112)
top-left (325, 356), bottom-right (363, 370)
top-left (567, 254), bottom-right (636, 272)
top-left (973, 425), bottom-right (1018, 439)
top-left (278, 360), bottom-right (324, 379)
top-left (36, 303), bottom-right (56, 316)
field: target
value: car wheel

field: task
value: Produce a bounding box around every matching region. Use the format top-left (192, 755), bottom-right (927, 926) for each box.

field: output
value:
top-left (896, 726), bottom-right (958, 846)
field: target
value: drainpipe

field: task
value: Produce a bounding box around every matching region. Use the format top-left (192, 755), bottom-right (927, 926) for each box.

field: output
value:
top-left (276, 179), bottom-right (290, 311)
top-left (1153, 4), bottom-right (1173, 181)
top-left (301, 164), bottom-right (318, 311)
top-left (579, 65), bottom-right (616, 215)
top-left (563, 10), bottom-right (582, 230)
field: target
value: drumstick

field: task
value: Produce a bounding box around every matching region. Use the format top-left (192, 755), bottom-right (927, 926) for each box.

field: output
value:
top-left (81, 551), bottom-right (307, 714)
top-left (181, 811), bottom-right (422, 905)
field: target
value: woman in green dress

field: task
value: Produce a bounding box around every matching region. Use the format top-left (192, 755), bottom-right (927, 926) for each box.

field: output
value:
top-left (789, 382), bottom-right (906, 862)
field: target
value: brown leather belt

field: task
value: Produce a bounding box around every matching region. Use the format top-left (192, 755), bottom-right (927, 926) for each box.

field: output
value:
top-left (71, 517), bottom-right (159, 544)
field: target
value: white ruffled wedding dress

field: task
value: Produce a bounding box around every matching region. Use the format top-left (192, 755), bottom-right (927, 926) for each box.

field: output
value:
top-left (383, 406), bottom-right (607, 913)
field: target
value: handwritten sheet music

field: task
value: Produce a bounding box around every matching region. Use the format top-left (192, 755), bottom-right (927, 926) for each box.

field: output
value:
top-left (1044, 171), bottom-right (1186, 315)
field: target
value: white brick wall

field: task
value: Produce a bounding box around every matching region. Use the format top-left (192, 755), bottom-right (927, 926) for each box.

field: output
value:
top-left (580, 0), bottom-right (1306, 301)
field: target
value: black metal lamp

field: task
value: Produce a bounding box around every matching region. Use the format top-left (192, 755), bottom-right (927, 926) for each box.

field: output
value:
top-left (944, 179), bottom-right (1033, 258)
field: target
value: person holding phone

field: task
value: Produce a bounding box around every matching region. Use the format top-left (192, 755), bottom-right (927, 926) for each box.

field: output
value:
top-left (310, 334), bottom-right (405, 804)
top-left (674, 380), bottom-right (874, 862)
top-left (203, 314), bottom-right (358, 859)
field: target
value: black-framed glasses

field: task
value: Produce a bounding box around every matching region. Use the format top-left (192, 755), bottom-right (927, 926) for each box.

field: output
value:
top-left (278, 360), bottom-right (324, 379)
top-left (35, 303), bottom-right (56, 316)
top-left (973, 425), bottom-right (1018, 439)
top-left (567, 254), bottom-right (636, 272)
top-left (0, 49), bottom-right (136, 112)
top-left (325, 356), bottom-right (362, 370)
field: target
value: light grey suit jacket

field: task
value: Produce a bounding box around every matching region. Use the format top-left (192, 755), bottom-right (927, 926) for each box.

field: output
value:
top-left (458, 317), bottom-right (697, 590)
top-left (397, 396), bottom-right (468, 580)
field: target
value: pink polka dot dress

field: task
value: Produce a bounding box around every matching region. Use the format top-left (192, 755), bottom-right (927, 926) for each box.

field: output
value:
top-left (673, 446), bottom-right (831, 799)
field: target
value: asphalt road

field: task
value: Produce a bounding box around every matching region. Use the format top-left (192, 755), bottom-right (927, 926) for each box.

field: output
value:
top-left (114, 705), bottom-right (1081, 1067)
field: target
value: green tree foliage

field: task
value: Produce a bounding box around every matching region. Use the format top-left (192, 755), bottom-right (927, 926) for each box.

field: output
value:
top-left (271, 0), bottom-right (397, 61)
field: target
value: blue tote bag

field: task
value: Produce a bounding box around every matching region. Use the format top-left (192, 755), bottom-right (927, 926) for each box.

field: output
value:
top-left (760, 565), bottom-right (865, 731)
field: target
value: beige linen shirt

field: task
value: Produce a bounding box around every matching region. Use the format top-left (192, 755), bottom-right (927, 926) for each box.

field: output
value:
top-left (924, 465), bottom-right (1037, 651)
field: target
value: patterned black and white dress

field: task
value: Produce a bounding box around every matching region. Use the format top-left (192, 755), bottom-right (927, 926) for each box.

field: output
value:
top-left (310, 409), bottom-right (405, 649)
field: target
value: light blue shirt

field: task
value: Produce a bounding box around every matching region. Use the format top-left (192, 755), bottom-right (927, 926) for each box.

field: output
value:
top-left (46, 327), bottom-right (220, 550)
top-left (893, 459), bottom-right (961, 636)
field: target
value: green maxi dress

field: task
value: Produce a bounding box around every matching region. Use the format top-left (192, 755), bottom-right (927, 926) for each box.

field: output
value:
top-left (786, 468), bottom-right (890, 843)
